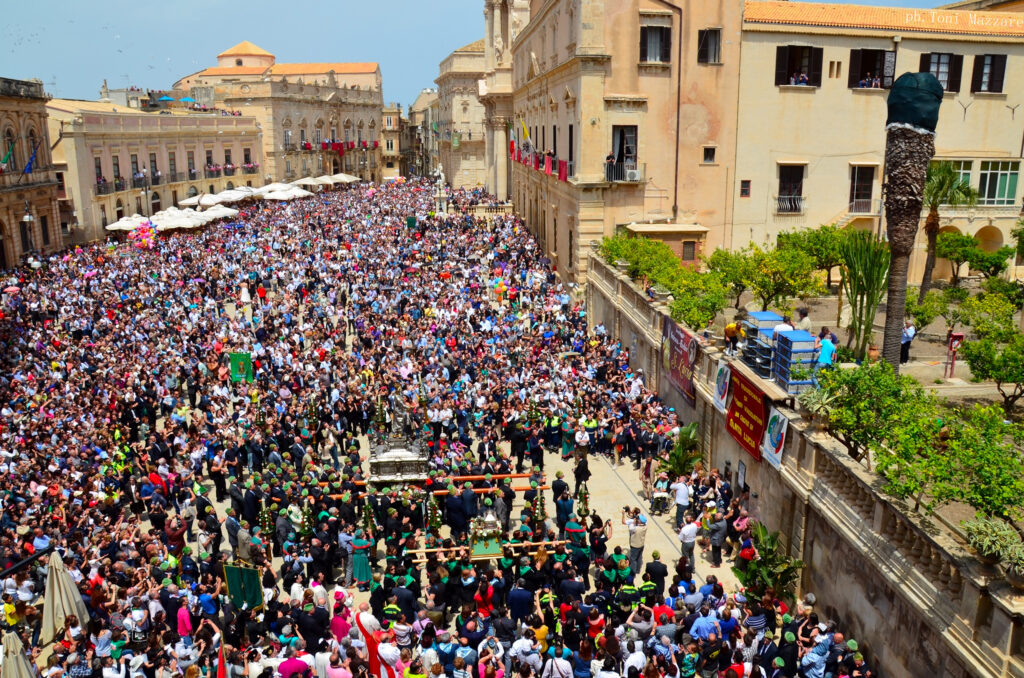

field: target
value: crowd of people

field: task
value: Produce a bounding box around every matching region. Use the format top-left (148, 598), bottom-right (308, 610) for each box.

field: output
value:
top-left (0, 179), bottom-right (873, 678)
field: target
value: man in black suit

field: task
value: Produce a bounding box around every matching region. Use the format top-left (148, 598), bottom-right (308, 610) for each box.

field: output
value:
top-left (756, 629), bottom-right (780, 672)
top-left (644, 551), bottom-right (669, 597)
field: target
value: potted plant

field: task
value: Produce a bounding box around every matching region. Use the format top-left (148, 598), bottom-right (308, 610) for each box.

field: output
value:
top-left (1004, 543), bottom-right (1024, 591)
top-left (962, 516), bottom-right (1019, 565)
top-left (797, 387), bottom-right (835, 430)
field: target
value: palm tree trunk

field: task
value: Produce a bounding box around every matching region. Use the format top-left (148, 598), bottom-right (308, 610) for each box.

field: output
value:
top-left (882, 126), bottom-right (935, 372)
top-left (918, 208), bottom-right (940, 302)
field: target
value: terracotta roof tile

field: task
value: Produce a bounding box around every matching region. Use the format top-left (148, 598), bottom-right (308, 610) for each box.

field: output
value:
top-left (196, 66), bottom-right (268, 77)
top-left (455, 39), bottom-right (486, 53)
top-left (744, 1), bottom-right (1024, 36)
top-left (269, 62), bottom-right (379, 76)
top-left (217, 41), bottom-right (274, 58)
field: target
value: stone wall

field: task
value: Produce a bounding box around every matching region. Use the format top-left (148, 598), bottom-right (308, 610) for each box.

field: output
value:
top-left (585, 252), bottom-right (1024, 678)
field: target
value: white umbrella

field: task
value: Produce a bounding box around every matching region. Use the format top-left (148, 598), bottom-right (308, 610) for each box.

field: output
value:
top-left (315, 175), bottom-right (337, 185)
top-left (291, 176), bottom-right (321, 187)
top-left (197, 193), bottom-right (223, 207)
top-left (213, 189), bottom-right (249, 203)
top-left (255, 182), bottom-right (292, 194)
top-left (41, 551), bottom-right (90, 644)
top-left (178, 194), bottom-right (201, 206)
top-left (204, 205), bottom-right (240, 220)
top-left (330, 173), bottom-right (361, 184)
top-left (105, 214), bottom-right (148, 231)
top-left (2, 631), bottom-right (35, 678)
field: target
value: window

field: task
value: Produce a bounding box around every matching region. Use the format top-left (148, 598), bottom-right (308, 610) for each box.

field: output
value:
top-left (611, 125), bottom-right (637, 166)
top-left (172, 190), bottom-right (178, 205)
top-left (848, 49), bottom-right (895, 88)
top-left (978, 161), bottom-right (1019, 206)
top-left (971, 54), bottom-right (1007, 93)
top-left (224, 150), bottom-right (232, 165)
top-left (205, 150), bottom-right (213, 166)
top-left (284, 130), bottom-right (293, 147)
top-left (920, 52), bottom-right (963, 92)
top-left (149, 153), bottom-right (158, 176)
top-left (94, 157), bottom-right (103, 179)
top-left (331, 127), bottom-right (337, 140)
top-left (115, 199), bottom-right (124, 220)
top-left (740, 180), bottom-right (751, 197)
top-left (849, 166), bottom-right (875, 212)
top-left (386, 161), bottom-right (394, 168)
top-left (40, 215), bottom-right (49, 247)
top-left (777, 165), bottom-right (804, 213)
top-left (640, 26), bottom-right (671, 63)
top-left (112, 156), bottom-right (120, 178)
top-left (386, 116), bottom-right (393, 128)
top-left (682, 241), bottom-right (696, 261)
top-left (315, 128), bottom-right (321, 144)
top-left (3, 129), bottom-right (17, 171)
top-left (135, 197), bottom-right (142, 214)
top-left (703, 147), bottom-right (716, 163)
top-left (168, 152), bottom-right (176, 175)
top-left (386, 139), bottom-right (394, 151)
top-left (235, 58), bottom-right (243, 66)
top-left (100, 205), bottom-right (107, 227)
top-left (187, 151), bottom-right (195, 171)
top-left (130, 154), bottom-right (139, 175)
top-left (828, 60), bottom-right (843, 79)
top-left (697, 29), bottom-right (721, 64)
top-left (300, 129), bottom-right (307, 143)
top-left (243, 148), bottom-right (252, 164)
top-left (774, 46), bottom-right (824, 87)
top-left (187, 186), bottom-right (198, 197)
top-left (552, 126), bottom-right (557, 157)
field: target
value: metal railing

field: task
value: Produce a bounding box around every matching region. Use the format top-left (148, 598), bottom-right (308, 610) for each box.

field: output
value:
top-left (187, 168), bottom-right (199, 180)
top-left (223, 167), bottom-right (236, 176)
top-left (242, 166), bottom-right (258, 175)
top-left (776, 195), bottom-right (805, 214)
top-left (150, 174), bottom-right (162, 186)
top-left (606, 162), bottom-right (645, 183)
top-left (283, 142), bottom-right (296, 151)
top-left (204, 168), bottom-right (221, 178)
top-left (131, 176), bottom-right (148, 188)
top-left (96, 182), bottom-right (114, 196)
top-left (849, 198), bottom-right (881, 214)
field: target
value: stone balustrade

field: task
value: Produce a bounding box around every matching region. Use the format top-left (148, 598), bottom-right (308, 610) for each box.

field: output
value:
top-left (585, 252), bottom-right (1024, 678)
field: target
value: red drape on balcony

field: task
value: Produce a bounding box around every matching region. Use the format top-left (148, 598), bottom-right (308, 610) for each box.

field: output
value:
top-left (373, 140), bottom-right (379, 149)
top-left (321, 142), bottom-right (329, 150)
top-left (544, 156), bottom-right (552, 175)
top-left (558, 159), bottom-right (568, 182)
top-left (509, 140), bottom-right (515, 156)
top-left (533, 155), bottom-right (540, 171)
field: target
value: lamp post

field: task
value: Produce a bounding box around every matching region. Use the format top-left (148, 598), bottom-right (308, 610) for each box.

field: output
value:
top-left (21, 201), bottom-right (35, 262)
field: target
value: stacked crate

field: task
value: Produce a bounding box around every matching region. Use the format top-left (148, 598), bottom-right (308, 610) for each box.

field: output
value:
top-left (740, 311), bottom-right (783, 380)
top-left (774, 329), bottom-right (818, 394)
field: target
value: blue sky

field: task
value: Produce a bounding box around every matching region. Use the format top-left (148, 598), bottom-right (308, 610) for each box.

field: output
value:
top-left (4, 0), bottom-right (945, 109)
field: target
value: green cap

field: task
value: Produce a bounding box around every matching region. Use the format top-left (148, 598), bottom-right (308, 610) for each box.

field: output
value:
top-left (846, 640), bottom-right (858, 651)
top-left (773, 658), bottom-right (785, 668)
top-left (784, 632), bottom-right (796, 643)
top-left (782, 614), bottom-right (793, 624)
top-left (161, 578), bottom-right (174, 586)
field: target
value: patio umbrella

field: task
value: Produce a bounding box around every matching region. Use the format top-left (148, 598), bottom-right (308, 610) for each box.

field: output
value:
top-left (2, 631), bottom-right (35, 678)
top-left (158, 95), bottom-right (174, 102)
top-left (291, 177), bottom-right (321, 187)
top-left (178, 195), bottom-right (201, 207)
top-left (179, 96), bottom-right (196, 102)
top-left (255, 182), bottom-right (292, 194)
top-left (330, 173), bottom-right (361, 184)
top-left (41, 551), bottom-right (90, 644)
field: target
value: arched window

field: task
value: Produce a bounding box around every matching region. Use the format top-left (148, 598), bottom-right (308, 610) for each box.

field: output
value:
top-left (187, 186), bottom-right (198, 197)
top-left (226, 181), bottom-right (234, 189)
top-left (3, 128), bottom-right (17, 172)
top-left (235, 58), bottom-right (243, 66)
top-left (26, 129), bottom-right (37, 171)
top-left (115, 199), bottom-right (124, 220)
top-left (151, 192), bottom-right (160, 212)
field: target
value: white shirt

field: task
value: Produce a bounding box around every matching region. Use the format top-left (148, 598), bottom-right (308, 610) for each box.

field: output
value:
top-left (669, 482), bottom-right (690, 506)
top-left (677, 522), bottom-right (700, 545)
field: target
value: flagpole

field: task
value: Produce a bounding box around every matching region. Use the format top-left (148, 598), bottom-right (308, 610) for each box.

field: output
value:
top-left (16, 139), bottom-right (42, 186)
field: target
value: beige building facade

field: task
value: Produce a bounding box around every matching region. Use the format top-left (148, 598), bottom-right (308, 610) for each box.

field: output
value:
top-left (436, 40), bottom-right (489, 189)
top-left (381, 103), bottom-right (403, 180)
top-left (0, 77), bottom-right (62, 268)
top-left (733, 1), bottom-right (1024, 282)
top-left (173, 42), bottom-right (384, 183)
top-left (505, 0), bottom-right (738, 280)
top-left (47, 99), bottom-right (263, 243)
top-left (408, 88), bottom-right (439, 178)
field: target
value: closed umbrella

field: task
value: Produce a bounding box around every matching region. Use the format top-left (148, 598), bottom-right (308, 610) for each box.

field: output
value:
top-left (2, 631), bottom-right (35, 678)
top-left (41, 551), bottom-right (90, 644)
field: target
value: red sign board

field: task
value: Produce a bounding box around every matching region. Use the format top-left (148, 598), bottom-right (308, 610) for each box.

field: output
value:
top-left (664, 317), bottom-right (698, 407)
top-left (726, 369), bottom-right (767, 461)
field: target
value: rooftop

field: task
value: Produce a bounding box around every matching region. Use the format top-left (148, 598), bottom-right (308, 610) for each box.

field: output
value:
top-left (743, 0), bottom-right (1024, 36)
top-left (268, 62), bottom-right (378, 76)
top-left (0, 77), bottom-right (47, 100)
top-left (217, 41), bottom-right (274, 58)
top-left (455, 39), bottom-right (486, 53)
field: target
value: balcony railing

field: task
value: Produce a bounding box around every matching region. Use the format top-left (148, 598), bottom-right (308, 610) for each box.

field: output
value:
top-left (849, 198), bottom-right (881, 214)
top-left (165, 172), bottom-right (183, 184)
top-left (606, 161), bottom-right (645, 183)
top-left (150, 174), bottom-right (162, 186)
top-left (242, 166), bottom-right (258, 175)
top-left (187, 168), bottom-right (199, 180)
top-left (131, 176), bottom-right (148, 189)
top-left (283, 142), bottom-right (296, 152)
top-left (96, 182), bottom-right (114, 196)
top-left (223, 167), bottom-right (236, 176)
top-left (776, 195), bottom-right (805, 214)
top-left (204, 168), bottom-right (221, 178)
top-left (567, 160), bottom-right (575, 178)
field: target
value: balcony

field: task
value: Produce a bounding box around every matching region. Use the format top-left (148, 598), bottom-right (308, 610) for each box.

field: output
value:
top-left (187, 168), bottom-right (199, 180)
top-left (242, 165), bottom-right (259, 175)
top-left (131, 176), bottom-right (148, 189)
top-left (164, 172), bottom-right (183, 184)
top-left (283, 142), bottom-right (296, 152)
top-left (96, 182), bottom-right (115, 196)
top-left (606, 162), bottom-right (645, 183)
top-left (775, 195), bottom-right (805, 214)
top-left (849, 198), bottom-right (881, 214)
top-left (223, 167), bottom-right (236, 176)
top-left (150, 174), bottom-right (162, 186)
top-left (204, 168), bottom-right (221, 179)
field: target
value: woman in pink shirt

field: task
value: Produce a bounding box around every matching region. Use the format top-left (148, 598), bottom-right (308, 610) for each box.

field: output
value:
top-left (176, 602), bottom-right (192, 638)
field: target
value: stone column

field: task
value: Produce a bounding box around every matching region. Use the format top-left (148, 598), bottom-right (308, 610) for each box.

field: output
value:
top-left (493, 118), bottom-right (508, 201)
top-left (483, 3), bottom-right (495, 71)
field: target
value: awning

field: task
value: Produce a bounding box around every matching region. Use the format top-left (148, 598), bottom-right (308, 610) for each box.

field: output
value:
top-left (624, 222), bottom-right (709, 235)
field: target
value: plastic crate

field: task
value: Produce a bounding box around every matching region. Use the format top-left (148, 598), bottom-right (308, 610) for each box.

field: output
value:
top-left (773, 329), bottom-right (818, 393)
top-left (741, 311), bottom-right (784, 343)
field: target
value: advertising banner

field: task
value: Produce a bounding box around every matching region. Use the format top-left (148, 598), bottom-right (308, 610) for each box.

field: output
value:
top-left (664, 317), bottom-right (699, 407)
top-left (727, 369), bottom-right (767, 461)
top-left (761, 406), bottom-right (790, 469)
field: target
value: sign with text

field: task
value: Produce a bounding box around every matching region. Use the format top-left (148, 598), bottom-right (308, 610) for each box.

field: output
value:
top-left (727, 369), bottom-right (767, 462)
top-left (761, 406), bottom-right (790, 470)
top-left (664, 317), bottom-right (699, 407)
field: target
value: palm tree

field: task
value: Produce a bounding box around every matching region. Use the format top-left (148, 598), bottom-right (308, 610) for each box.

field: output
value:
top-left (918, 162), bottom-right (979, 301)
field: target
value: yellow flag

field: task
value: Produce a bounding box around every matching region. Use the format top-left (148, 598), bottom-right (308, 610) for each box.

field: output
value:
top-left (520, 119), bottom-right (530, 140)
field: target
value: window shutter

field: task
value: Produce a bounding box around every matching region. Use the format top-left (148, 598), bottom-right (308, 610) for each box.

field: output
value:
top-left (660, 27), bottom-right (671, 63)
top-left (970, 56), bottom-right (985, 93)
top-left (775, 46), bottom-right (789, 85)
top-left (809, 47), bottom-right (824, 87)
top-left (919, 53), bottom-right (931, 73)
top-left (640, 27), bottom-right (648, 62)
top-left (948, 54), bottom-right (964, 92)
top-left (990, 54), bottom-right (1007, 93)
top-left (848, 49), bottom-right (862, 88)
top-left (697, 31), bottom-right (708, 63)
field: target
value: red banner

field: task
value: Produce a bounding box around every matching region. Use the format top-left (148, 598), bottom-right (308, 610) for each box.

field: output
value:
top-left (373, 140), bottom-right (379, 149)
top-left (558, 159), bottom-right (568, 182)
top-left (321, 142), bottom-right (329, 150)
top-left (509, 140), bottom-right (515, 156)
top-left (544, 156), bottom-right (552, 175)
top-left (533, 155), bottom-right (540, 171)
top-left (664, 317), bottom-right (698, 408)
top-left (727, 370), bottom-right (767, 462)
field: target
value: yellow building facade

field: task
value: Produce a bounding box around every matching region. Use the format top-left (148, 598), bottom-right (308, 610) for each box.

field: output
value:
top-left (437, 40), bottom-right (489, 190)
top-left (0, 77), bottom-right (62, 268)
top-left (408, 88), bottom-right (439, 178)
top-left (173, 42), bottom-right (384, 183)
top-left (47, 99), bottom-right (264, 243)
top-left (381, 104), bottom-right (403, 181)
top-left (733, 1), bottom-right (1024, 282)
